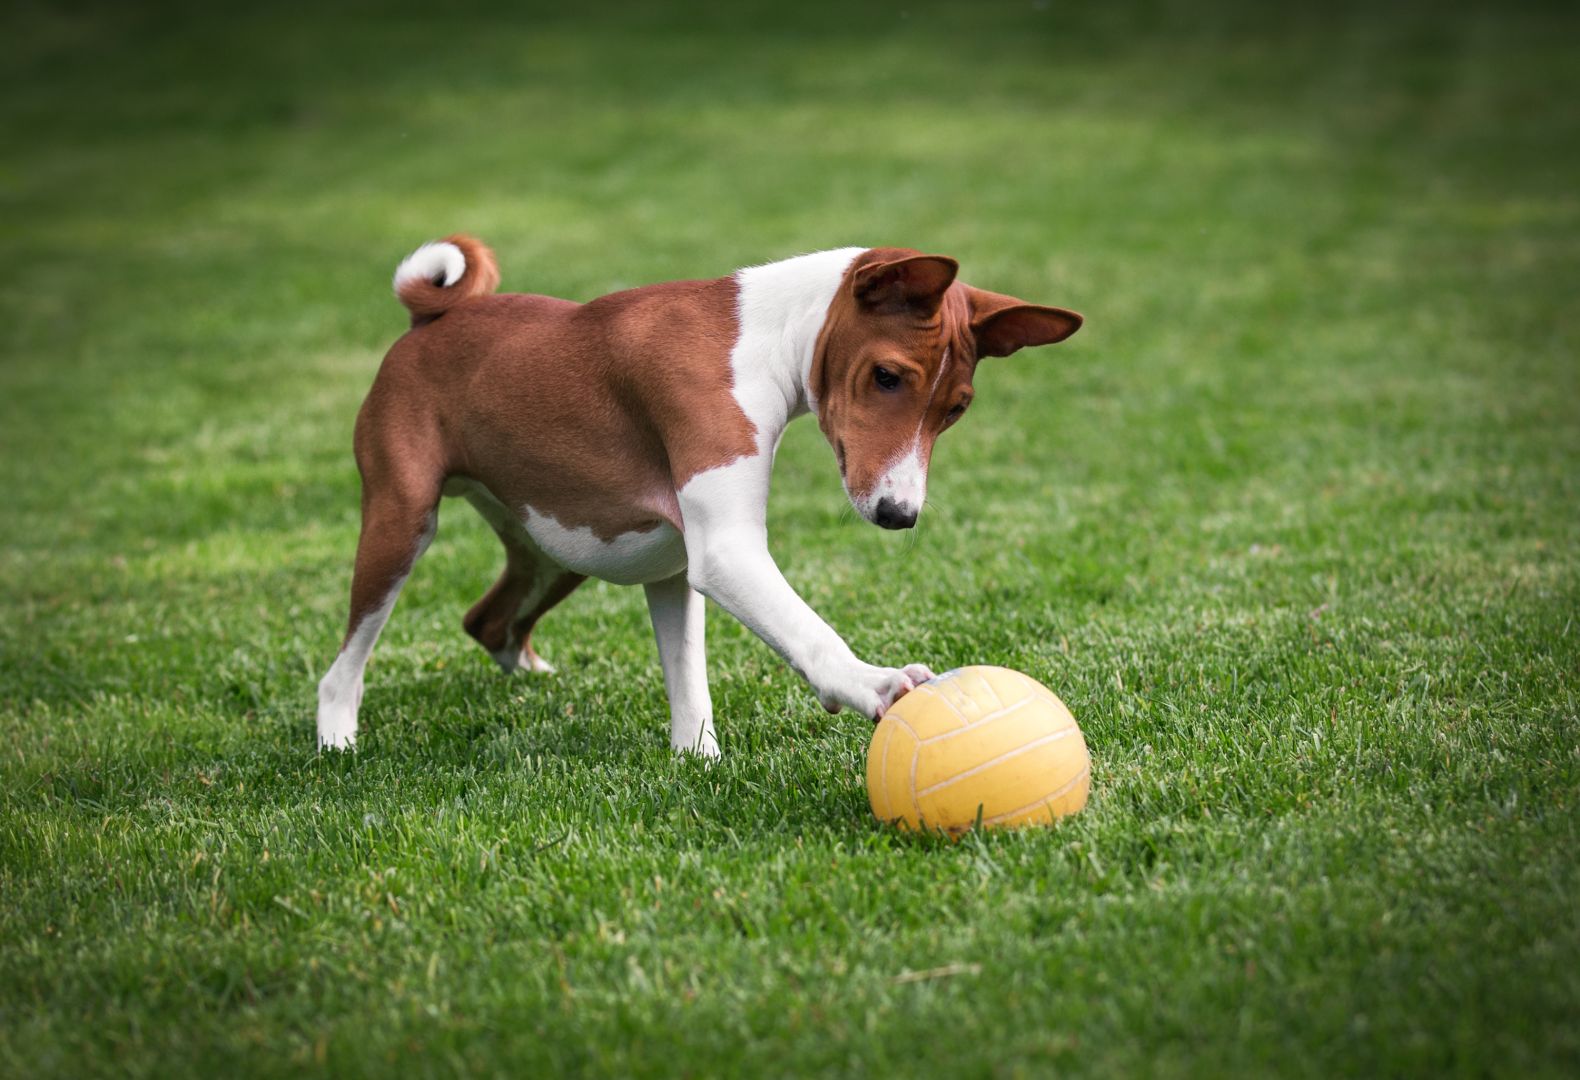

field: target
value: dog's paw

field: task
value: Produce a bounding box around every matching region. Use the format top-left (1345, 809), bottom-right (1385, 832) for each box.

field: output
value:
top-left (818, 662), bottom-right (935, 721)
top-left (672, 725), bottom-right (721, 760)
top-left (317, 674), bottom-right (361, 751)
top-left (317, 710), bottom-right (358, 751)
top-left (490, 645), bottom-right (556, 674)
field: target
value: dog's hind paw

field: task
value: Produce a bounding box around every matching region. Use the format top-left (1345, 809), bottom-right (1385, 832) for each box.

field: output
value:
top-left (491, 645), bottom-right (556, 674)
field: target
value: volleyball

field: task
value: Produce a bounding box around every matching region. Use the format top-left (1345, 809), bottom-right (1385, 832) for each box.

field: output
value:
top-left (867, 666), bottom-right (1090, 833)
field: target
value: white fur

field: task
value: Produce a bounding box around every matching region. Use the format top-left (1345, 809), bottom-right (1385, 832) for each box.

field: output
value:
top-left (733, 248), bottom-right (865, 428)
top-left (522, 508), bottom-right (686, 586)
top-left (675, 249), bottom-right (935, 720)
top-left (453, 474), bottom-right (684, 590)
top-left (856, 442), bottom-right (928, 521)
top-left (316, 515), bottom-right (436, 750)
top-left (645, 574), bottom-right (718, 757)
top-left (393, 240), bottom-right (466, 292)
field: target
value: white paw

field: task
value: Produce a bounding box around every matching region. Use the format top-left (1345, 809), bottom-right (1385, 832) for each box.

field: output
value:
top-left (317, 709), bottom-right (357, 751)
top-left (317, 671), bottom-right (361, 750)
top-left (818, 662), bottom-right (935, 721)
top-left (672, 724), bottom-right (720, 760)
top-left (491, 645), bottom-right (556, 674)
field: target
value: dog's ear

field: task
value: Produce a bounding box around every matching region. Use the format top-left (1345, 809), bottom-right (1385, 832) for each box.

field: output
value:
top-left (852, 254), bottom-right (959, 316)
top-left (968, 286), bottom-right (1082, 357)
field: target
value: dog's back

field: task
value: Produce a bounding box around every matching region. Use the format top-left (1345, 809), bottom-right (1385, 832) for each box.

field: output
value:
top-left (363, 245), bottom-right (754, 540)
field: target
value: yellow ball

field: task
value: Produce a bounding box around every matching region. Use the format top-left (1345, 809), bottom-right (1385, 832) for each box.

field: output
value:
top-left (867, 666), bottom-right (1090, 834)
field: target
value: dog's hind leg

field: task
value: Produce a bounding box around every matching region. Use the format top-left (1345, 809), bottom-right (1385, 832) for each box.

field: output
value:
top-left (459, 485), bottom-right (585, 674)
top-left (463, 558), bottom-right (585, 674)
top-left (316, 463), bottom-right (442, 750)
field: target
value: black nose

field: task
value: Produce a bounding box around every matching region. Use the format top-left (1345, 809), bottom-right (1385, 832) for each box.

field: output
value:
top-left (873, 498), bottom-right (917, 530)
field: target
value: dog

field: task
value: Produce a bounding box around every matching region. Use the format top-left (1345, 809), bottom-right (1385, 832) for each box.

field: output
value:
top-left (316, 236), bottom-right (1081, 754)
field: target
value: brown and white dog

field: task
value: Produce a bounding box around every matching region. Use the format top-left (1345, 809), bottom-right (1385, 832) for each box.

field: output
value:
top-left (316, 236), bottom-right (1081, 754)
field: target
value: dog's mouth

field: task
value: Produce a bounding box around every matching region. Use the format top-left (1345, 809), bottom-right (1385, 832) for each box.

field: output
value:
top-left (836, 438), bottom-right (847, 476)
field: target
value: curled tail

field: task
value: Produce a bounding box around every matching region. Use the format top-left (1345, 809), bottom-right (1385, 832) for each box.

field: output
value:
top-left (392, 234), bottom-right (500, 325)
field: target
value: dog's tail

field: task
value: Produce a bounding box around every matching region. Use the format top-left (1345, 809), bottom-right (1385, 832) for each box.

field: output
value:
top-left (392, 234), bottom-right (501, 325)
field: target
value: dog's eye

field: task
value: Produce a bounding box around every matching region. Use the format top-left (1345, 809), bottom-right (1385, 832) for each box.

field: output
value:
top-left (873, 366), bottom-right (901, 391)
top-left (944, 401), bottom-right (969, 426)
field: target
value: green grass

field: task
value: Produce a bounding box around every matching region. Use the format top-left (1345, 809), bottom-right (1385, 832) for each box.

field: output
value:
top-left (3, 0), bottom-right (1578, 1075)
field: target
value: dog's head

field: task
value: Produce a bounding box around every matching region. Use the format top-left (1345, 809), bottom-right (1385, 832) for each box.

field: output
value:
top-left (810, 248), bottom-right (1082, 529)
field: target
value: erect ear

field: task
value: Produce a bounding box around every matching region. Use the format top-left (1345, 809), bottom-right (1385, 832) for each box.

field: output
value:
top-left (968, 286), bottom-right (1083, 357)
top-left (851, 254), bottom-right (959, 316)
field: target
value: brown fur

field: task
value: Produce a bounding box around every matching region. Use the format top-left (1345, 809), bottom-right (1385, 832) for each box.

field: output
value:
top-left (338, 244), bottom-right (757, 650)
top-left (395, 235), bottom-right (502, 325)
top-left (812, 248), bottom-right (1082, 507)
top-left (360, 277), bottom-right (756, 539)
top-left (336, 237), bottom-right (1080, 665)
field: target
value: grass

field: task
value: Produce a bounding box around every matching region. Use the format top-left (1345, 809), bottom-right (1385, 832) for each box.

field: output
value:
top-left (2, 0), bottom-right (1578, 1074)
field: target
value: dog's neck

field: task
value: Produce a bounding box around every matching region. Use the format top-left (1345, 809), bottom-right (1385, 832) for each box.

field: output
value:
top-left (729, 247), bottom-right (863, 456)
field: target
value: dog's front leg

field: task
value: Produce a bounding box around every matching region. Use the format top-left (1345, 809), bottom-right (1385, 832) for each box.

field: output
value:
top-left (679, 467), bottom-right (933, 721)
top-left (644, 572), bottom-right (719, 758)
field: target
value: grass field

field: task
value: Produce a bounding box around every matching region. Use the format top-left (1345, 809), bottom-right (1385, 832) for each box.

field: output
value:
top-left (3, 1), bottom-right (1579, 1075)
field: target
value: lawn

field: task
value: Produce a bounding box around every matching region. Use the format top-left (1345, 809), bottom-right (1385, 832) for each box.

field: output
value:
top-left (2, 0), bottom-right (1578, 1075)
